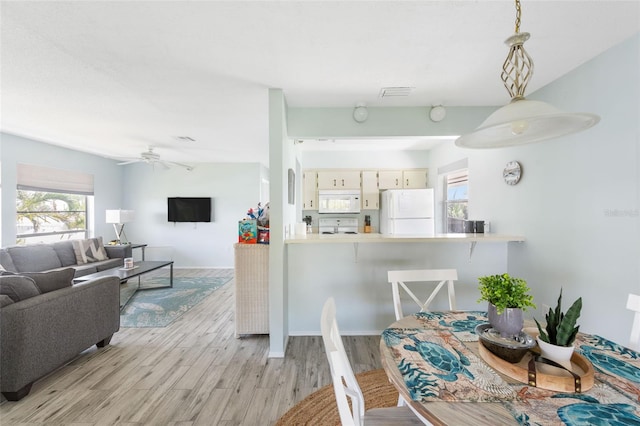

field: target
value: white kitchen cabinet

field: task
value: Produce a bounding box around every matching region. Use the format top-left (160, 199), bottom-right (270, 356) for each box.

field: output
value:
top-left (361, 170), bottom-right (379, 210)
top-left (317, 170), bottom-right (361, 189)
top-left (379, 169), bottom-right (428, 189)
top-left (403, 169), bottom-right (428, 188)
top-left (302, 171), bottom-right (317, 210)
top-left (378, 170), bottom-right (403, 189)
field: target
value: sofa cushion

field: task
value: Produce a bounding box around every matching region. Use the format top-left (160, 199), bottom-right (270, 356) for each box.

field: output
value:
top-left (52, 241), bottom-right (78, 267)
top-left (20, 268), bottom-right (75, 294)
top-left (72, 237), bottom-right (108, 264)
top-left (0, 294), bottom-right (14, 307)
top-left (0, 249), bottom-right (17, 272)
top-left (0, 275), bottom-right (41, 302)
top-left (72, 264), bottom-right (99, 278)
top-left (7, 245), bottom-right (62, 272)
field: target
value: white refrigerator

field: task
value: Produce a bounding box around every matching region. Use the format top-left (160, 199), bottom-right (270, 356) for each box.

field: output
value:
top-left (379, 188), bottom-right (435, 236)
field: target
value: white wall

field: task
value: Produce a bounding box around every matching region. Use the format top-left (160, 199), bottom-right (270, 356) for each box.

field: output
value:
top-left (428, 33), bottom-right (640, 345)
top-left (268, 88), bottom-right (298, 357)
top-left (301, 150), bottom-right (429, 170)
top-left (0, 133), bottom-right (123, 246)
top-left (121, 161), bottom-right (263, 267)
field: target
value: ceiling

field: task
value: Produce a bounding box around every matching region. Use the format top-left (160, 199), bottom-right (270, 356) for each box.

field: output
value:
top-left (2, 1), bottom-right (638, 166)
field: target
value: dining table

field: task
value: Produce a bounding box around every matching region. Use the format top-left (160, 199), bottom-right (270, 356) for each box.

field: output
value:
top-left (379, 311), bottom-right (640, 425)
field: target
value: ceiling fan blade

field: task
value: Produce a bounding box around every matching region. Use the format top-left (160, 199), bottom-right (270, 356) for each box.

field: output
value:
top-left (117, 159), bottom-right (141, 165)
top-left (166, 161), bottom-right (194, 171)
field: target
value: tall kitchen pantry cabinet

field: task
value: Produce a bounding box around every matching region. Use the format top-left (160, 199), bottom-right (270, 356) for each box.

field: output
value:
top-left (234, 243), bottom-right (269, 337)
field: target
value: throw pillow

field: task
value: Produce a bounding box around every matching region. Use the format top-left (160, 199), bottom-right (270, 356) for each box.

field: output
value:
top-left (72, 237), bottom-right (108, 264)
top-left (0, 294), bottom-right (14, 308)
top-left (21, 268), bottom-right (75, 294)
top-left (0, 275), bottom-right (41, 302)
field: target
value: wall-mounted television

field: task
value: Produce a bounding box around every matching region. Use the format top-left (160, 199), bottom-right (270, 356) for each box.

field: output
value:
top-left (168, 197), bottom-right (212, 222)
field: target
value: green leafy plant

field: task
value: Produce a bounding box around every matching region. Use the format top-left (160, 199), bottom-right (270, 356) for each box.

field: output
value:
top-left (477, 273), bottom-right (536, 314)
top-left (535, 289), bottom-right (582, 347)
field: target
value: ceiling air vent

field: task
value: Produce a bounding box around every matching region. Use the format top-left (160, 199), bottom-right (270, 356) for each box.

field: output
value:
top-left (378, 87), bottom-right (414, 98)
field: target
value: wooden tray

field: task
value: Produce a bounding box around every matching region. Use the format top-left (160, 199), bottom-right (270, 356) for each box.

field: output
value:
top-left (478, 340), bottom-right (595, 392)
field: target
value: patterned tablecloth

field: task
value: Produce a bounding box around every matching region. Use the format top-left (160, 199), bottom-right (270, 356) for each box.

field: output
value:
top-left (382, 311), bottom-right (640, 425)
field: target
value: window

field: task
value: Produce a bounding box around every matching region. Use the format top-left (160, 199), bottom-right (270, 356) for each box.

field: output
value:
top-left (16, 190), bottom-right (89, 244)
top-left (16, 164), bottom-right (94, 244)
top-left (444, 169), bottom-right (468, 233)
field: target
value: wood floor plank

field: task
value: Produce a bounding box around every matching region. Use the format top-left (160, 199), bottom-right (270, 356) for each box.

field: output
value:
top-left (0, 269), bottom-right (383, 425)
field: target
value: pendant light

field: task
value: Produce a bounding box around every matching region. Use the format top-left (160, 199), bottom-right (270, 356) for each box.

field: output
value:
top-left (455, 0), bottom-right (599, 149)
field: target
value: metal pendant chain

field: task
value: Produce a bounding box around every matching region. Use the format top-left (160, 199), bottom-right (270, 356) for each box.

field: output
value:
top-left (501, 0), bottom-right (534, 100)
top-left (514, 0), bottom-right (521, 33)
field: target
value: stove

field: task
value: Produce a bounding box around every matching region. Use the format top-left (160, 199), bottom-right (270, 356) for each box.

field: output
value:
top-left (318, 218), bottom-right (358, 234)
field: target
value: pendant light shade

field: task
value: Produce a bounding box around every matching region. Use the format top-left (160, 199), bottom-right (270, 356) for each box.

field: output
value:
top-left (455, 99), bottom-right (600, 148)
top-left (456, 0), bottom-right (599, 149)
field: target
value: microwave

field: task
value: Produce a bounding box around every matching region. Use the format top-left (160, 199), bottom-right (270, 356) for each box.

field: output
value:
top-left (318, 189), bottom-right (361, 214)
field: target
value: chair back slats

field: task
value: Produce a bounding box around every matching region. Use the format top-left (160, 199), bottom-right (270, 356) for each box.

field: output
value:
top-left (388, 269), bottom-right (458, 320)
top-left (321, 297), bottom-right (364, 426)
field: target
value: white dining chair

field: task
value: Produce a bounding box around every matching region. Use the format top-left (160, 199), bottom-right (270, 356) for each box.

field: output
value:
top-left (627, 293), bottom-right (640, 351)
top-left (320, 298), bottom-right (424, 426)
top-left (387, 269), bottom-right (458, 321)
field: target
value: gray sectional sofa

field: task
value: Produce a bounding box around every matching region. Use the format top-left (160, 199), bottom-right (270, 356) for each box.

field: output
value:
top-left (0, 238), bottom-right (127, 401)
top-left (0, 238), bottom-right (131, 277)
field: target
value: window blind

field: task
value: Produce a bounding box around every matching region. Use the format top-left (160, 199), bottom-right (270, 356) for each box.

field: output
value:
top-left (17, 163), bottom-right (94, 195)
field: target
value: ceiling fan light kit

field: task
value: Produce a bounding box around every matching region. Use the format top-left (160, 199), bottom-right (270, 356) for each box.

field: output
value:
top-left (455, 0), bottom-right (600, 149)
top-left (117, 146), bottom-right (194, 171)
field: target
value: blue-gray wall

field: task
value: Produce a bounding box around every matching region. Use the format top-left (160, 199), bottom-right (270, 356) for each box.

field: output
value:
top-left (275, 33), bottom-right (640, 348)
top-left (1, 133), bottom-right (266, 268)
top-left (0, 133), bottom-right (124, 245)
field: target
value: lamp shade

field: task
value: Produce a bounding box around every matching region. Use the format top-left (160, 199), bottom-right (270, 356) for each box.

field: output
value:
top-left (105, 209), bottom-right (135, 224)
top-left (455, 97), bottom-right (600, 149)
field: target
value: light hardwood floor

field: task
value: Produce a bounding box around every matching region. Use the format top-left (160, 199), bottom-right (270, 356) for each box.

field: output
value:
top-left (0, 269), bottom-right (382, 425)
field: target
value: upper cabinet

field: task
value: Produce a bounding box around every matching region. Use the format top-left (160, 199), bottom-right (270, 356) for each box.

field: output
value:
top-left (317, 170), bottom-right (361, 190)
top-left (302, 168), bottom-right (428, 211)
top-left (402, 169), bottom-right (428, 189)
top-left (302, 171), bottom-right (317, 210)
top-left (379, 169), bottom-right (427, 189)
top-left (378, 170), bottom-right (403, 189)
top-left (361, 171), bottom-right (379, 210)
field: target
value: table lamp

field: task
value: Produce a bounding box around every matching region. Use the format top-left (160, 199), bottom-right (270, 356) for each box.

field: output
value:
top-left (105, 209), bottom-right (135, 244)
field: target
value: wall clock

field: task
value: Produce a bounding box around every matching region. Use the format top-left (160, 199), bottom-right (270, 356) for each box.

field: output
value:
top-left (503, 161), bottom-right (522, 185)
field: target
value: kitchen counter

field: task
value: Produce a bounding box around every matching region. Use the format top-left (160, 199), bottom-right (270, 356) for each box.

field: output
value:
top-left (285, 233), bottom-right (525, 244)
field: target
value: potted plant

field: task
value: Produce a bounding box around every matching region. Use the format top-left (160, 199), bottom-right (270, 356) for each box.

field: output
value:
top-left (534, 289), bottom-right (582, 368)
top-left (478, 273), bottom-right (536, 338)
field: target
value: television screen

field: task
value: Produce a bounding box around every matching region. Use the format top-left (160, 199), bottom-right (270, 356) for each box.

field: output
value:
top-left (168, 197), bottom-right (212, 222)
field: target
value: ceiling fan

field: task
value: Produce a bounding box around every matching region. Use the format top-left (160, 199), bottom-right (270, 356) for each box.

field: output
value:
top-left (117, 146), bottom-right (194, 171)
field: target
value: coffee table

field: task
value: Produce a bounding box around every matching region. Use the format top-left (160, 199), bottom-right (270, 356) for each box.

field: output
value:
top-left (73, 260), bottom-right (173, 310)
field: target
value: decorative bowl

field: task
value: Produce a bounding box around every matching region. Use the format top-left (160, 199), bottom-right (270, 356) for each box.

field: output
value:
top-left (475, 323), bottom-right (536, 363)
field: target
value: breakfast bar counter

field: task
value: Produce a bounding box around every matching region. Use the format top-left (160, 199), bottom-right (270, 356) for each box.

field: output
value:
top-left (285, 233), bottom-right (526, 335)
top-left (285, 233), bottom-right (525, 244)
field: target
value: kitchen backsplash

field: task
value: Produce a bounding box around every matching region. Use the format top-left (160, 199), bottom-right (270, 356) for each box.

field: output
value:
top-left (302, 210), bottom-right (380, 233)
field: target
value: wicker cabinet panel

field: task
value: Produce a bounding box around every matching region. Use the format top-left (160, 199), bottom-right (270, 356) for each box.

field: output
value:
top-left (234, 243), bottom-right (269, 336)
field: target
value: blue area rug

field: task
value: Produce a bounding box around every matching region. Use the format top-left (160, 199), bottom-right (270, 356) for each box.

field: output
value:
top-left (120, 274), bottom-right (233, 327)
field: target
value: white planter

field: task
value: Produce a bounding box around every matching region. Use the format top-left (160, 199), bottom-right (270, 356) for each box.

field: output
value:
top-left (536, 337), bottom-right (574, 370)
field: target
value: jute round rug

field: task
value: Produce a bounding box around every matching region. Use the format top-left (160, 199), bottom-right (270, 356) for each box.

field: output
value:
top-left (275, 369), bottom-right (398, 425)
